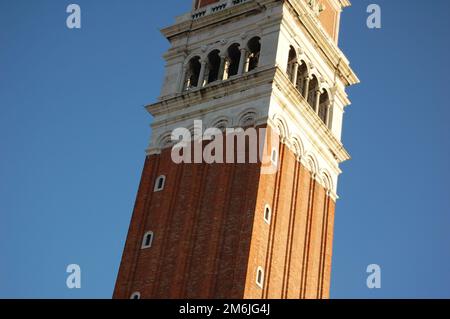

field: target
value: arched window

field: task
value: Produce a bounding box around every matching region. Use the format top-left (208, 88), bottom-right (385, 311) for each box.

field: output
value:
top-left (184, 56), bottom-right (201, 90)
top-left (307, 75), bottom-right (320, 110)
top-left (154, 175), bottom-right (166, 192)
top-left (286, 46), bottom-right (297, 82)
top-left (206, 50), bottom-right (221, 84)
top-left (239, 111), bottom-right (257, 127)
top-left (256, 267), bottom-right (265, 288)
top-left (130, 292), bottom-right (141, 299)
top-left (246, 37), bottom-right (261, 72)
top-left (142, 231), bottom-right (154, 249)
top-left (225, 43), bottom-right (241, 78)
top-left (213, 119), bottom-right (229, 132)
top-left (264, 205), bottom-right (272, 224)
top-left (318, 91), bottom-right (330, 126)
top-left (296, 61), bottom-right (308, 96)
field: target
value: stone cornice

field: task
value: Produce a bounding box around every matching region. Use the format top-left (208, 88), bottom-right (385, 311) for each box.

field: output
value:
top-left (146, 66), bottom-right (275, 118)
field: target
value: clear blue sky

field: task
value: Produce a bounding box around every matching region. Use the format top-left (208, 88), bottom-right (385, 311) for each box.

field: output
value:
top-left (1, 0), bottom-right (449, 299)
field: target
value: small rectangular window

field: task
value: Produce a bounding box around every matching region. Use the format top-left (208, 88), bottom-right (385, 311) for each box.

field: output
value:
top-left (256, 267), bottom-right (264, 288)
top-left (271, 149), bottom-right (278, 166)
top-left (142, 231), bottom-right (154, 249)
top-left (154, 175), bottom-right (166, 192)
top-left (264, 205), bottom-right (272, 224)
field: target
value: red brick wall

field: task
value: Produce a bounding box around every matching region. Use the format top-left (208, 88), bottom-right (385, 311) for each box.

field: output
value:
top-left (318, 0), bottom-right (340, 42)
top-left (113, 126), bottom-right (336, 299)
top-left (113, 130), bottom-right (262, 299)
top-left (243, 126), bottom-right (336, 299)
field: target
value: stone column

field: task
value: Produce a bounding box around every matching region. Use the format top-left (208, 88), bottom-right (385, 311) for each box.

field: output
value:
top-left (238, 48), bottom-right (248, 75)
top-left (244, 53), bottom-right (251, 73)
top-left (303, 77), bottom-right (311, 100)
top-left (223, 58), bottom-right (231, 80)
top-left (179, 65), bottom-right (187, 92)
top-left (197, 59), bottom-right (207, 87)
top-left (291, 62), bottom-right (299, 87)
top-left (314, 90), bottom-right (321, 113)
top-left (218, 55), bottom-right (226, 80)
top-left (325, 104), bottom-right (331, 128)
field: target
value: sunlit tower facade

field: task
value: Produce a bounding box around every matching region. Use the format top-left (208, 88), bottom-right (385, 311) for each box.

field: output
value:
top-left (114, 0), bottom-right (358, 299)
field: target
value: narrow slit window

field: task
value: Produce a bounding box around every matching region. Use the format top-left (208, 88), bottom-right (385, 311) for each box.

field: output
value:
top-left (142, 231), bottom-right (154, 249)
top-left (256, 267), bottom-right (264, 288)
top-left (264, 205), bottom-right (272, 224)
top-left (154, 175), bottom-right (166, 192)
top-left (271, 148), bottom-right (278, 166)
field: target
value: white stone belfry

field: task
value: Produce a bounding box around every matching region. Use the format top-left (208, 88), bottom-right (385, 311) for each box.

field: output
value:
top-left (146, 0), bottom-right (359, 199)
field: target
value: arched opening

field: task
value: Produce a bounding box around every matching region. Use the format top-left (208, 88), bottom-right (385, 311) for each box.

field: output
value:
top-left (206, 50), bottom-right (221, 84)
top-left (213, 119), bottom-right (229, 132)
top-left (247, 37), bottom-right (261, 72)
top-left (286, 46), bottom-right (297, 82)
top-left (296, 61), bottom-right (308, 96)
top-left (318, 91), bottom-right (330, 126)
top-left (184, 56), bottom-right (201, 90)
top-left (239, 111), bottom-right (257, 128)
top-left (226, 43), bottom-right (241, 78)
top-left (307, 75), bottom-right (319, 111)
top-left (321, 172), bottom-right (333, 192)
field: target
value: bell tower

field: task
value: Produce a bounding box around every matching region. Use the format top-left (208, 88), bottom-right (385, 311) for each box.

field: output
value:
top-left (114, 0), bottom-right (358, 299)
